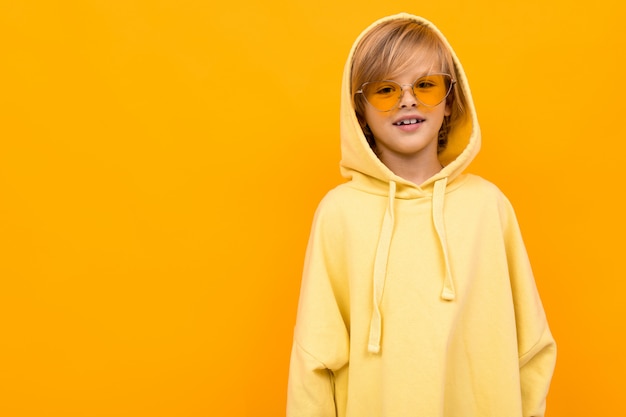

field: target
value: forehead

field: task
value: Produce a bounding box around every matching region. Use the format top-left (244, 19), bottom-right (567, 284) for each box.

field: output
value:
top-left (387, 47), bottom-right (443, 80)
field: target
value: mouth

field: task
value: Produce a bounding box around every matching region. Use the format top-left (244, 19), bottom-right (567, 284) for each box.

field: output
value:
top-left (393, 117), bottom-right (425, 126)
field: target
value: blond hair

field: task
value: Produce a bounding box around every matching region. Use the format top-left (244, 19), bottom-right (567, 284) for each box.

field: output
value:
top-left (351, 18), bottom-right (467, 153)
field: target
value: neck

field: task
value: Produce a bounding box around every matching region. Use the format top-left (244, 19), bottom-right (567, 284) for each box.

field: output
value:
top-left (380, 152), bottom-right (443, 185)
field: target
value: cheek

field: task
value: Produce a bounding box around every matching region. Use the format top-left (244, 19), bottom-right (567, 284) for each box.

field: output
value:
top-left (422, 102), bottom-right (450, 116)
top-left (363, 107), bottom-right (385, 130)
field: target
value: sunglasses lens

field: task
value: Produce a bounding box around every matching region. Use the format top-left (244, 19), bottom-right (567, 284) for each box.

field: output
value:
top-left (413, 74), bottom-right (452, 106)
top-left (361, 81), bottom-right (402, 112)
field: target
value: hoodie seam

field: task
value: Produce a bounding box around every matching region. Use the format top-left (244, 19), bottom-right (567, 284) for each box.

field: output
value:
top-left (342, 174), bottom-right (473, 199)
top-left (294, 338), bottom-right (332, 370)
top-left (518, 324), bottom-right (549, 366)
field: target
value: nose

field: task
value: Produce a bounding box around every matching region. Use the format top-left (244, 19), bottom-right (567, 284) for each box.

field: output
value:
top-left (398, 85), bottom-right (418, 108)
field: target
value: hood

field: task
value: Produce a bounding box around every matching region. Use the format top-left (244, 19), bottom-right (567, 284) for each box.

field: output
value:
top-left (338, 13), bottom-right (481, 354)
top-left (339, 13), bottom-right (480, 195)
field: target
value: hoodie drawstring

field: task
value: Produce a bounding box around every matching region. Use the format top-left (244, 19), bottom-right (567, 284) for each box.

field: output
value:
top-left (433, 177), bottom-right (456, 301)
top-left (367, 178), bottom-right (456, 354)
top-left (368, 180), bottom-right (396, 354)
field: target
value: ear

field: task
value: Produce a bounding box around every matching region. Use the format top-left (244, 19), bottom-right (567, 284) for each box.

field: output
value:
top-left (444, 103), bottom-right (452, 117)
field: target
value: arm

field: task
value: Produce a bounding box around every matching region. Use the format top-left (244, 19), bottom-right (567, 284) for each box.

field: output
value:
top-left (287, 342), bottom-right (341, 417)
top-left (519, 326), bottom-right (557, 417)
top-left (501, 197), bottom-right (557, 417)
top-left (287, 197), bottom-right (350, 417)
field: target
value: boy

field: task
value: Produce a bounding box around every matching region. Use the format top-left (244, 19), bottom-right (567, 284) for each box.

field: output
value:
top-left (287, 13), bottom-right (556, 417)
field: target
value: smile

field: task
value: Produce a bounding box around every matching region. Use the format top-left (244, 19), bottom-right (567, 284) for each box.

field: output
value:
top-left (393, 118), bottom-right (424, 126)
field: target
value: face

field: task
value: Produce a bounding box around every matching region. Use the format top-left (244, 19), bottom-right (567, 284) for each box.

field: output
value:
top-left (363, 57), bottom-right (451, 168)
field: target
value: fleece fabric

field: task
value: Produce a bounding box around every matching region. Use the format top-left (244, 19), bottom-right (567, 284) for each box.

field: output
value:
top-left (287, 13), bottom-right (556, 417)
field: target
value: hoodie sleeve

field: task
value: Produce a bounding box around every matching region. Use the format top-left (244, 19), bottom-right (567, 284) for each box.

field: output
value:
top-left (287, 194), bottom-right (350, 417)
top-left (500, 196), bottom-right (557, 417)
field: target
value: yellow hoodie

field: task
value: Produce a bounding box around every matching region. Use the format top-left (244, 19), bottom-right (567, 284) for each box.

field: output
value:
top-left (287, 13), bottom-right (556, 417)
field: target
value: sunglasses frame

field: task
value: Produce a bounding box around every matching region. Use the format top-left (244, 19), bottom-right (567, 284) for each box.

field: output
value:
top-left (355, 73), bottom-right (456, 112)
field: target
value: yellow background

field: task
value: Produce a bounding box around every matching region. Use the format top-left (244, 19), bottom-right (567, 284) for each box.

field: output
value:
top-left (1, 0), bottom-right (624, 415)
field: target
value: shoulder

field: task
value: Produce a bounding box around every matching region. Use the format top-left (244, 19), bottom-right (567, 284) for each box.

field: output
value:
top-left (314, 185), bottom-right (344, 212)
top-left (309, 184), bottom-right (352, 228)
top-left (313, 182), bottom-right (361, 214)
top-left (453, 174), bottom-right (510, 201)
top-left (310, 181), bottom-right (382, 236)
top-left (450, 174), bottom-right (520, 224)
top-left (457, 173), bottom-right (502, 192)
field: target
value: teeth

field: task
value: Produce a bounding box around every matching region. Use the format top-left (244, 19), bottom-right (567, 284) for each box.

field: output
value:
top-left (396, 118), bottom-right (420, 125)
